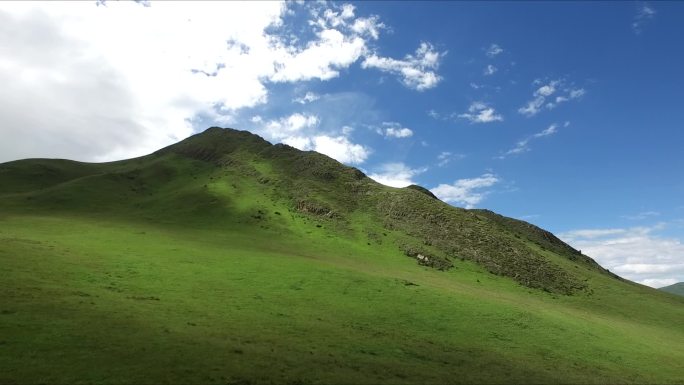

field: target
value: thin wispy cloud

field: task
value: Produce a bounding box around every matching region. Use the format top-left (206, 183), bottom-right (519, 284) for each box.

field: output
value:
top-left (293, 92), bottom-right (320, 104)
top-left (622, 211), bottom-right (660, 220)
top-left (633, 4), bottom-right (656, 35)
top-left (427, 109), bottom-right (441, 119)
top-left (519, 79), bottom-right (585, 117)
top-left (497, 123), bottom-right (562, 159)
top-left (485, 43), bottom-right (504, 58)
top-left (437, 151), bottom-right (465, 167)
top-left (458, 102), bottom-right (503, 123)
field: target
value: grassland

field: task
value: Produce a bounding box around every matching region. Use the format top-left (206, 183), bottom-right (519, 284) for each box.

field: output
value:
top-left (1, 128), bottom-right (683, 384)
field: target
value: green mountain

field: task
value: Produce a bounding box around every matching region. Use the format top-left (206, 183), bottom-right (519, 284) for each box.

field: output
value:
top-left (660, 282), bottom-right (684, 296)
top-left (1, 127), bottom-right (683, 384)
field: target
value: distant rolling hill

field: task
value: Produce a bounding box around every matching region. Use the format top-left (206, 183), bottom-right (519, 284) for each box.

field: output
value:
top-left (660, 282), bottom-right (684, 296)
top-left (1, 127), bottom-right (683, 384)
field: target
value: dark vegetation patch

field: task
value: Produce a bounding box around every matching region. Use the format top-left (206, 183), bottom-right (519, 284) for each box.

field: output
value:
top-left (402, 245), bottom-right (453, 271)
top-left (406, 184), bottom-right (439, 200)
top-left (296, 200), bottom-right (339, 218)
top-left (127, 296), bottom-right (161, 301)
top-left (377, 190), bottom-right (586, 295)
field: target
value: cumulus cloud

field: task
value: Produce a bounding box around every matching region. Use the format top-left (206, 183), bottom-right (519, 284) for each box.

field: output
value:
top-left (308, 135), bottom-right (370, 164)
top-left (431, 173), bottom-right (499, 208)
top-left (0, 1), bottom-right (408, 162)
top-left (376, 122), bottom-right (413, 138)
top-left (458, 102), bottom-right (503, 123)
top-left (279, 134), bottom-right (370, 165)
top-left (633, 4), bottom-right (656, 35)
top-left (486, 43), bottom-right (503, 58)
top-left (267, 28), bottom-right (368, 83)
top-left (252, 112), bottom-right (369, 165)
top-left (559, 224), bottom-right (684, 287)
top-left (361, 42), bottom-right (445, 91)
top-left (310, 3), bottom-right (385, 40)
top-left (497, 123), bottom-right (560, 159)
top-left (260, 113), bottom-right (320, 140)
top-left (368, 162), bottom-right (427, 188)
top-left (518, 79), bottom-right (585, 117)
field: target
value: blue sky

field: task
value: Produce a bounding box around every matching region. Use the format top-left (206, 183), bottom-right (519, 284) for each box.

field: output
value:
top-left (1, 1), bottom-right (683, 287)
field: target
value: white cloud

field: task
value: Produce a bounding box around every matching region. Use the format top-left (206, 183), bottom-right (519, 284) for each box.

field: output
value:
top-left (431, 173), bottom-right (499, 208)
top-left (562, 228), bottom-right (627, 239)
top-left (252, 112), bottom-right (369, 165)
top-left (261, 113), bottom-right (320, 140)
top-left (486, 43), bottom-right (503, 58)
top-left (499, 139), bottom-right (531, 158)
top-left (519, 97), bottom-right (546, 117)
top-left (458, 102), bottom-right (503, 124)
top-left (437, 151), bottom-right (465, 167)
top-left (642, 278), bottom-right (678, 288)
top-left (378, 121), bottom-right (413, 138)
top-left (622, 211), bottom-right (661, 221)
top-left (368, 162), bottom-right (426, 188)
top-left (385, 127), bottom-right (413, 138)
top-left (280, 134), bottom-right (370, 165)
top-left (533, 124), bottom-right (558, 138)
top-left (311, 3), bottom-right (385, 40)
top-left (427, 109), bottom-right (441, 119)
top-left (547, 88), bottom-right (585, 110)
top-left (498, 123), bottom-right (559, 159)
top-left (0, 1), bottom-right (284, 161)
top-left (633, 4), bottom-right (656, 35)
top-left (361, 42), bottom-right (445, 91)
top-left (268, 27), bottom-right (368, 83)
top-left (569, 88), bottom-right (586, 98)
top-left (293, 91), bottom-right (320, 104)
top-left (309, 135), bottom-right (370, 164)
top-left (483, 64), bottom-right (497, 76)
top-left (341, 125), bottom-right (354, 135)
top-left (0, 1), bottom-right (388, 162)
top-left (559, 224), bottom-right (684, 287)
top-left (518, 80), bottom-right (560, 117)
top-left (519, 79), bottom-right (585, 117)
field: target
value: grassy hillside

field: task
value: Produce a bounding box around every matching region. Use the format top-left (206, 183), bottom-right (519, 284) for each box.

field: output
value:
top-left (660, 282), bottom-right (684, 296)
top-left (1, 127), bottom-right (683, 384)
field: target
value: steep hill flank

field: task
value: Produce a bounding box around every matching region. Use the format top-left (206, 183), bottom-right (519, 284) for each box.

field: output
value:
top-left (1, 127), bottom-right (616, 294)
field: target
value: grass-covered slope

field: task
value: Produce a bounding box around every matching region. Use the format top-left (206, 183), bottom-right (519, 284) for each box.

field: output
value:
top-left (1, 127), bottom-right (683, 384)
top-left (659, 282), bottom-right (684, 296)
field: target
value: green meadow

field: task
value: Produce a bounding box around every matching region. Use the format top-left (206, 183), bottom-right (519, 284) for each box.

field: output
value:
top-left (1, 128), bottom-right (683, 384)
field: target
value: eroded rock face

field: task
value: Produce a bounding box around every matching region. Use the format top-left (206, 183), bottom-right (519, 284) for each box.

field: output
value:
top-left (403, 246), bottom-right (454, 271)
top-left (296, 200), bottom-right (338, 218)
